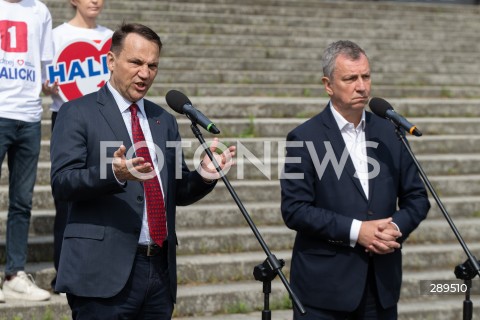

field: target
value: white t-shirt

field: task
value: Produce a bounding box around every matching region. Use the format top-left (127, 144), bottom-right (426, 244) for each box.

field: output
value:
top-left (0, 0), bottom-right (54, 122)
top-left (50, 22), bottom-right (113, 112)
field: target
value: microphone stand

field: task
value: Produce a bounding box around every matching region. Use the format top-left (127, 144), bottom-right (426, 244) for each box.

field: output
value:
top-left (394, 125), bottom-right (480, 320)
top-left (189, 122), bottom-right (306, 318)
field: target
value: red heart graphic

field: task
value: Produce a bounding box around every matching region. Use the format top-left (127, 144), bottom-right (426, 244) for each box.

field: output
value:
top-left (17, 59), bottom-right (24, 65)
top-left (50, 38), bottom-right (111, 101)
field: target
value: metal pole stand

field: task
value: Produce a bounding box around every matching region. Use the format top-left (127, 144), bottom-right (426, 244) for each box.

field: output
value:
top-left (189, 122), bottom-right (305, 317)
top-left (393, 125), bottom-right (480, 320)
top-left (455, 259), bottom-right (477, 320)
top-left (253, 258), bottom-right (286, 320)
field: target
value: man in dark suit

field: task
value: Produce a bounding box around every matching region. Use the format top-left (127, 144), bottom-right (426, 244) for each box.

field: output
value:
top-left (280, 40), bottom-right (430, 319)
top-left (50, 22), bottom-right (235, 319)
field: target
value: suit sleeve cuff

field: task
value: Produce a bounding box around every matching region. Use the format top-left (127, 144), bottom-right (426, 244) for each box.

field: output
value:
top-left (112, 160), bottom-right (127, 187)
top-left (390, 221), bottom-right (401, 233)
top-left (350, 219), bottom-right (362, 247)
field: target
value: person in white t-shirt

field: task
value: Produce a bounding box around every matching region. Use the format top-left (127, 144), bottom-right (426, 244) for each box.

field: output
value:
top-left (0, 0), bottom-right (54, 302)
top-left (48, 0), bottom-right (113, 294)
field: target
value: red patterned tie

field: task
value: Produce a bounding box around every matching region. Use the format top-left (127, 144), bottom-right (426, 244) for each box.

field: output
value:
top-left (130, 104), bottom-right (167, 246)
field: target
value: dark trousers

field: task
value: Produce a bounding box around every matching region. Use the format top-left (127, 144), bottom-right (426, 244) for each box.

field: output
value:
top-left (67, 251), bottom-right (173, 320)
top-left (294, 263), bottom-right (397, 320)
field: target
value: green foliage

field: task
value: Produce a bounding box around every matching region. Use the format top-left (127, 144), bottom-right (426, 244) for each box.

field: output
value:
top-left (302, 88), bottom-right (311, 97)
top-left (239, 115), bottom-right (256, 138)
top-left (270, 293), bottom-right (293, 310)
top-left (440, 88), bottom-right (453, 98)
top-left (223, 301), bottom-right (251, 314)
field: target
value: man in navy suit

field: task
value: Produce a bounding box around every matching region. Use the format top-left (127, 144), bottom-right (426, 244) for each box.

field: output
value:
top-left (281, 40), bottom-right (430, 319)
top-left (50, 23), bottom-right (235, 319)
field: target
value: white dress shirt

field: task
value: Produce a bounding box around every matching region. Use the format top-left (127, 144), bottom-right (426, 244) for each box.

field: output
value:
top-left (330, 104), bottom-right (369, 247)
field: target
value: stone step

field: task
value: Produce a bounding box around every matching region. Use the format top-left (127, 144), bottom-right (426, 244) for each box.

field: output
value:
top-left (2, 175), bottom-right (480, 211)
top-left (146, 83), bottom-right (480, 99)
top-left (406, 218), bottom-right (480, 245)
top-left (0, 294), bottom-right (70, 320)
top-left (401, 242), bottom-right (480, 273)
top-left (0, 235), bottom-right (53, 265)
top-left (0, 210), bottom-right (55, 237)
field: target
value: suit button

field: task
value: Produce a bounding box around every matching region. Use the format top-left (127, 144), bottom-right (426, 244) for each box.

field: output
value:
top-left (137, 196), bottom-right (144, 203)
top-left (367, 210), bottom-right (374, 216)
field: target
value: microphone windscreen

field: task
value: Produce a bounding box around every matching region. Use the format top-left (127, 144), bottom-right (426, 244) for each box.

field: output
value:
top-left (165, 90), bottom-right (191, 114)
top-left (369, 97), bottom-right (393, 119)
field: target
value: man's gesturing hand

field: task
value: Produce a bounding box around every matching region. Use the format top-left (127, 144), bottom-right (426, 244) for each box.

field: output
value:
top-left (113, 145), bottom-right (155, 182)
top-left (198, 138), bottom-right (236, 182)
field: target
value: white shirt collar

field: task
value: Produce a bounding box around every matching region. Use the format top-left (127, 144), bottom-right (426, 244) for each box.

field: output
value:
top-left (329, 102), bottom-right (366, 132)
top-left (107, 81), bottom-right (146, 116)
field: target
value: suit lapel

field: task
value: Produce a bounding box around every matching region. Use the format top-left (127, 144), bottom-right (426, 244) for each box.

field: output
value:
top-left (364, 112), bottom-right (377, 203)
top-left (321, 106), bottom-right (368, 201)
top-left (97, 86), bottom-right (133, 153)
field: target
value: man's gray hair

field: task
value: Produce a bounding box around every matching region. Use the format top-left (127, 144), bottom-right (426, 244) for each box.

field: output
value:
top-left (322, 40), bottom-right (368, 80)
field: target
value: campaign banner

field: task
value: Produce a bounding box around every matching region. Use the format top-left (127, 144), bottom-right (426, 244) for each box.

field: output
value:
top-left (47, 37), bottom-right (111, 102)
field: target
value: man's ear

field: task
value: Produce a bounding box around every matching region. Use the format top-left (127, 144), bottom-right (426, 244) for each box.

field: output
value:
top-left (322, 76), bottom-right (333, 96)
top-left (107, 51), bottom-right (115, 72)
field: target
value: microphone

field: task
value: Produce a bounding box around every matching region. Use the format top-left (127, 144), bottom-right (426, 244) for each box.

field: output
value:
top-left (369, 97), bottom-right (422, 137)
top-left (165, 90), bottom-right (220, 134)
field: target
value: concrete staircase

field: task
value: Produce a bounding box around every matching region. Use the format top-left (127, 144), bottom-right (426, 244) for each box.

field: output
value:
top-left (2, 0), bottom-right (480, 319)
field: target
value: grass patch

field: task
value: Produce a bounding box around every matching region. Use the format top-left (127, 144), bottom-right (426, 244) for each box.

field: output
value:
top-left (239, 115), bottom-right (256, 138)
top-left (224, 301), bottom-right (251, 314)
